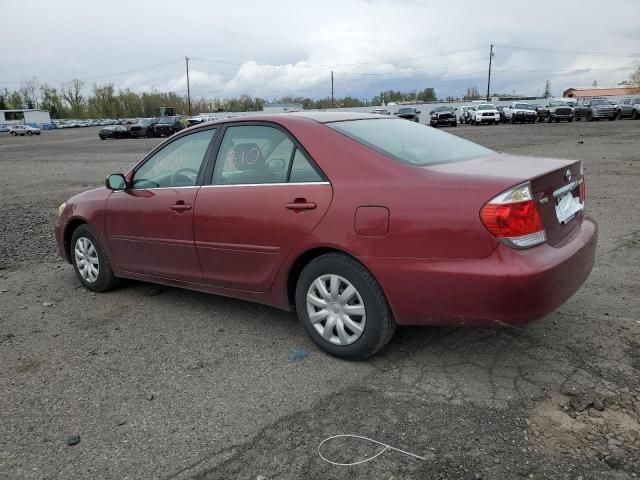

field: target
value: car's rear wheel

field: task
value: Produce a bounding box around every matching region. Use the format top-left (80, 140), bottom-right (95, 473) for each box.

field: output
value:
top-left (71, 225), bottom-right (119, 292)
top-left (568, 117), bottom-right (573, 122)
top-left (10, 131), bottom-right (16, 136)
top-left (295, 253), bottom-right (395, 360)
top-left (27, 131), bottom-right (33, 136)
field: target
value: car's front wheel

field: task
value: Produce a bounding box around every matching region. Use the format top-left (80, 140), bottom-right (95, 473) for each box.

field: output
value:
top-left (295, 253), bottom-right (395, 360)
top-left (71, 225), bottom-right (119, 292)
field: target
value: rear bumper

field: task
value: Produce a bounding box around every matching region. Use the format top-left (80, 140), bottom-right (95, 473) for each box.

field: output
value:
top-left (362, 216), bottom-right (597, 326)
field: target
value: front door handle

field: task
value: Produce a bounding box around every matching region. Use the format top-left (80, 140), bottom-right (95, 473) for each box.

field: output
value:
top-left (170, 202), bottom-right (192, 211)
top-left (286, 201), bottom-right (317, 211)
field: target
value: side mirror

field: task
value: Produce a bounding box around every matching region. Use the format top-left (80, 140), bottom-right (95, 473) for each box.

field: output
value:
top-left (454, 108), bottom-right (458, 111)
top-left (106, 173), bottom-right (127, 190)
top-left (429, 110), bottom-right (434, 114)
top-left (417, 111), bottom-right (421, 114)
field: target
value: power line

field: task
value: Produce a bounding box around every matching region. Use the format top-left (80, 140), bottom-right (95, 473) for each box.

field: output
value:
top-left (496, 44), bottom-right (640, 58)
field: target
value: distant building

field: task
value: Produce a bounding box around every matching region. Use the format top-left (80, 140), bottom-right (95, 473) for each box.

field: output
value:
top-left (0, 109), bottom-right (52, 125)
top-left (563, 86), bottom-right (637, 98)
top-left (263, 103), bottom-right (303, 113)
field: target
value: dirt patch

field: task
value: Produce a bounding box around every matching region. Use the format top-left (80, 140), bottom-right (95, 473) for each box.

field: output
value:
top-left (530, 390), bottom-right (640, 474)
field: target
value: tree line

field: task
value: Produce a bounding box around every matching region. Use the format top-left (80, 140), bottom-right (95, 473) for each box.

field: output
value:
top-left (0, 77), bottom-right (444, 119)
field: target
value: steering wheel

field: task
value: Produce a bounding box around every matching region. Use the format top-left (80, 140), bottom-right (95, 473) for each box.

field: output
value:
top-left (171, 167), bottom-right (199, 187)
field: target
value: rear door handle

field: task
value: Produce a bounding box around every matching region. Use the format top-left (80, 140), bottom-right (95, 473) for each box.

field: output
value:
top-left (170, 203), bottom-right (192, 211)
top-left (286, 201), bottom-right (316, 211)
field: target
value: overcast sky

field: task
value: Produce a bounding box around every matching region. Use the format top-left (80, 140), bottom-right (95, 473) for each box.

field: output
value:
top-left (3, 0), bottom-right (639, 100)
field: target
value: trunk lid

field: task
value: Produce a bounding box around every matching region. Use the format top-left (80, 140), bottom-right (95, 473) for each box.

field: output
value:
top-left (425, 153), bottom-right (583, 246)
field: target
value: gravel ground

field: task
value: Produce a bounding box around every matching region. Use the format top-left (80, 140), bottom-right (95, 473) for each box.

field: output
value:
top-left (0, 122), bottom-right (639, 479)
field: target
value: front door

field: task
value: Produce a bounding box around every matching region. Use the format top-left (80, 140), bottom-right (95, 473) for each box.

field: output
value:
top-left (193, 124), bottom-right (332, 292)
top-left (105, 128), bottom-right (217, 282)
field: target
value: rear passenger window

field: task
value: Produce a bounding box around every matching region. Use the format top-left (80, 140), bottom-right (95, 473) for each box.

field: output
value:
top-left (213, 126), bottom-right (294, 185)
top-left (289, 149), bottom-right (323, 183)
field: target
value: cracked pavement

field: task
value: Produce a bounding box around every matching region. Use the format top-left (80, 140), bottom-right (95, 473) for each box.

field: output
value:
top-left (1, 122), bottom-right (639, 479)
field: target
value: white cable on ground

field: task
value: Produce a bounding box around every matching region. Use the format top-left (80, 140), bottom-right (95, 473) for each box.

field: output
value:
top-left (318, 434), bottom-right (428, 466)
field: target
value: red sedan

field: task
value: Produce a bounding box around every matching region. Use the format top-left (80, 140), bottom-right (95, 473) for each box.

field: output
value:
top-left (55, 112), bottom-right (597, 359)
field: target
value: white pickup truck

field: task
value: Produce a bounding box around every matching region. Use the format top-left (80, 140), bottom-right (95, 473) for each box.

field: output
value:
top-left (503, 102), bottom-right (538, 124)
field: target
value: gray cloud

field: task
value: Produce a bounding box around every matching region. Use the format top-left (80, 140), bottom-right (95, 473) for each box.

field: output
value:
top-left (3, 0), bottom-right (638, 99)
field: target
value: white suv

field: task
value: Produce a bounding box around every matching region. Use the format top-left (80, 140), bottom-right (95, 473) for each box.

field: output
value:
top-left (470, 104), bottom-right (500, 125)
top-left (9, 125), bottom-right (41, 136)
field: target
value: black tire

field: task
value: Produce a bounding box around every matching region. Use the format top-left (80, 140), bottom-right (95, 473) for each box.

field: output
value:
top-left (609, 115), bottom-right (616, 121)
top-left (510, 116), bottom-right (515, 124)
top-left (70, 225), bottom-right (119, 292)
top-left (588, 113), bottom-right (593, 122)
top-left (295, 253), bottom-right (395, 360)
top-left (10, 131), bottom-right (16, 136)
top-left (27, 131), bottom-right (33, 136)
top-left (633, 110), bottom-right (640, 120)
top-left (568, 117), bottom-right (573, 122)
top-left (35, 132), bottom-right (40, 135)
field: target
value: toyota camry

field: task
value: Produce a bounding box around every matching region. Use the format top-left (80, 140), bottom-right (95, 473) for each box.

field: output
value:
top-left (55, 112), bottom-right (597, 360)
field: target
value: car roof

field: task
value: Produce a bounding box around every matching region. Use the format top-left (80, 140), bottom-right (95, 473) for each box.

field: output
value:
top-left (202, 111), bottom-right (386, 126)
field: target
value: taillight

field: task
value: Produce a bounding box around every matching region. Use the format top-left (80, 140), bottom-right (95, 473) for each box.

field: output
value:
top-left (480, 182), bottom-right (547, 249)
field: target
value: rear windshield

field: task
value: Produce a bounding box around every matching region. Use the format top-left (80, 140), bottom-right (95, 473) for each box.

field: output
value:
top-left (398, 108), bottom-right (416, 114)
top-left (328, 118), bottom-right (493, 166)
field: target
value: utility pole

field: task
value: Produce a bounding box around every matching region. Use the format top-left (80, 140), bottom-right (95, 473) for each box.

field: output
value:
top-left (331, 71), bottom-right (334, 108)
top-left (486, 44), bottom-right (494, 102)
top-left (185, 56), bottom-right (192, 115)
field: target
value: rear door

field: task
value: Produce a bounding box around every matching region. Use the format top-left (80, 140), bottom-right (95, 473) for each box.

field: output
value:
top-left (193, 123), bottom-right (332, 291)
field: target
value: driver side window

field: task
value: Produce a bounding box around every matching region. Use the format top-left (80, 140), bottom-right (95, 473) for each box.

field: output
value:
top-left (133, 129), bottom-right (216, 189)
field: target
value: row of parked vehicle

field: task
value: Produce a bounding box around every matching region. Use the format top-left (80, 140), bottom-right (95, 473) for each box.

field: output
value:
top-left (373, 96), bottom-right (640, 128)
top-left (98, 114), bottom-right (220, 140)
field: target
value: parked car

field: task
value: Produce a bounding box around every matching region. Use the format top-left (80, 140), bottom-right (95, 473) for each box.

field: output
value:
top-left (394, 107), bottom-right (420, 122)
top-left (496, 106), bottom-right (507, 123)
top-left (574, 98), bottom-right (616, 121)
top-left (0, 124), bottom-right (9, 133)
top-left (545, 100), bottom-right (574, 123)
top-left (617, 96), bottom-right (640, 119)
top-left (533, 104), bottom-right (550, 122)
top-left (9, 125), bottom-right (41, 136)
top-left (187, 115), bottom-right (218, 126)
top-left (99, 125), bottom-right (130, 140)
top-left (130, 118), bottom-right (158, 138)
top-left (154, 116), bottom-right (184, 137)
top-left (472, 104), bottom-right (500, 125)
top-left (459, 105), bottom-right (474, 124)
top-left (55, 112), bottom-right (596, 360)
top-left (429, 106), bottom-right (457, 127)
top-left (503, 102), bottom-right (538, 124)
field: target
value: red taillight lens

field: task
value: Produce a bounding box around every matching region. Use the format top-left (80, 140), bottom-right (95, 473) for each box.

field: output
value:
top-left (480, 183), bottom-right (546, 249)
top-left (481, 200), bottom-right (544, 237)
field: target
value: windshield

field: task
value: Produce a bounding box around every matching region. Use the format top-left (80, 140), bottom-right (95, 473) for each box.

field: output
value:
top-left (590, 100), bottom-right (608, 106)
top-left (515, 103), bottom-right (534, 110)
top-left (549, 101), bottom-right (568, 107)
top-left (328, 118), bottom-right (493, 166)
top-left (477, 104), bottom-right (495, 110)
top-left (433, 106), bottom-right (453, 112)
top-left (398, 108), bottom-right (416, 114)
top-left (158, 116), bottom-right (177, 124)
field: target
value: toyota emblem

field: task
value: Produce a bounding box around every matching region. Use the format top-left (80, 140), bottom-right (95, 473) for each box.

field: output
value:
top-left (564, 169), bottom-right (572, 183)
